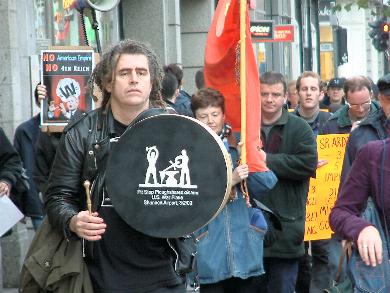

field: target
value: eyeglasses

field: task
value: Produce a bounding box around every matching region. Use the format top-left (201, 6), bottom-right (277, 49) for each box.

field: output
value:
top-left (345, 99), bottom-right (371, 110)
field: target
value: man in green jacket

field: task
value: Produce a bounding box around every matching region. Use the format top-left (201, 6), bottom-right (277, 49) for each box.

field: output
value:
top-left (322, 76), bottom-right (380, 135)
top-left (256, 71), bottom-right (317, 293)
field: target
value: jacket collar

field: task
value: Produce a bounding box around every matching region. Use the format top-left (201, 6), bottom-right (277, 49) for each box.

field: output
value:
top-left (331, 101), bottom-right (381, 128)
top-left (99, 106), bottom-right (169, 136)
top-left (357, 109), bottom-right (389, 139)
top-left (262, 108), bottom-right (290, 128)
top-left (332, 105), bottom-right (351, 127)
top-left (270, 107), bottom-right (290, 126)
top-left (360, 108), bottom-right (387, 126)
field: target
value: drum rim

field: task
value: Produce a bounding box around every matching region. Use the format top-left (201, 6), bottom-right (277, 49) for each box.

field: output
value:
top-left (106, 113), bottom-right (233, 237)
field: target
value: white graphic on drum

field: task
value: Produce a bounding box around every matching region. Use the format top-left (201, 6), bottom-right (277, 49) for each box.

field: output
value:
top-left (139, 146), bottom-right (197, 188)
top-left (145, 146), bottom-right (159, 185)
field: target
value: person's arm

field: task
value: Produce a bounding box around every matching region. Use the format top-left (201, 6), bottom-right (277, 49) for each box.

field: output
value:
top-left (0, 128), bottom-right (21, 196)
top-left (266, 119), bottom-right (317, 180)
top-left (231, 164), bottom-right (249, 186)
top-left (228, 163), bottom-right (249, 201)
top-left (233, 142), bottom-right (277, 197)
top-left (247, 170), bottom-right (277, 199)
top-left (330, 143), bottom-right (382, 266)
top-left (44, 126), bottom-right (105, 241)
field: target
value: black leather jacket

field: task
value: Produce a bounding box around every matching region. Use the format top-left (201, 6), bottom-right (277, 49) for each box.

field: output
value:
top-left (45, 108), bottom-right (111, 237)
top-left (45, 107), bottom-right (168, 237)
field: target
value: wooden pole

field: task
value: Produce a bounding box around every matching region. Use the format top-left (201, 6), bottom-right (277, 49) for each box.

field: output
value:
top-left (240, 0), bottom-right (247, 164)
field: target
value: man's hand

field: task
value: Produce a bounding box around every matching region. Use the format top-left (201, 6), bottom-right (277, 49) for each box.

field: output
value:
top-left (317, 159), bottom-right (328, 169)
top-left (232, 164), bottom-right (249, 186)
top-left (69, 211), bottom-right (106, 241)
top-left (37, 84), bottom-right (47, 103)
top-left (351, 120), bottom-right (361, 132)
top-left (0, 181), bottom-right (11, 197)
top-left (357, 226), bottom-right (383, 267)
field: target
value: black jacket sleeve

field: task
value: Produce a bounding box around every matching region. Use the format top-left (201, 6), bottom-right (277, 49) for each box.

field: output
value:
top-left (0, 127), bottom-right (21, 187)
top-left (44, 127), bottom-right (85, 237)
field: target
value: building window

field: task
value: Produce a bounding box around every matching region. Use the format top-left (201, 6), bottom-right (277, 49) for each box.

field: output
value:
top-left (46, 0), bottom-right (119, 51)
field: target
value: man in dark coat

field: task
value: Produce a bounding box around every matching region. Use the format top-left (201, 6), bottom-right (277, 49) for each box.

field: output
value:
top-left (163, 63), bottom-right (193, 117)
top-left (320, 77), bottom-right (346, 112)
top-left (322, 76), bottom-right (381, 285)
top-left (161, 73), bottom-right (180, 113)
top-left (292, 71), bottom-right (332, 293)
top-left (341, 74), bottom-right (390, 182)
top-left (256, 71), bottom-right (317, 293)
top-left (13, 85), bottom-right (44, 230)
top-left (322, 76), bottom-right (380, 135)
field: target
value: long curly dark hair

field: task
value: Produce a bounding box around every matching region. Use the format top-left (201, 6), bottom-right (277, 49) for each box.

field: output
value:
top-left (89, 39), bottom-right (164, 110)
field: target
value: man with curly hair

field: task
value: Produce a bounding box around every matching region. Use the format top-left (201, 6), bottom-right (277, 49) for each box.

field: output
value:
top-left (45, 40), bottom-right (185, 292)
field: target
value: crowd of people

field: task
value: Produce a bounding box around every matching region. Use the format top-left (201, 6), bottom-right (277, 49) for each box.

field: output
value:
top-left (1, 38), bottom-right (390, 293)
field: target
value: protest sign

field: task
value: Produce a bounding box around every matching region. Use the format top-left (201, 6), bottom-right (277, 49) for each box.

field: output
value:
top-left (304, 133), bottom-right (349, 241)
top-left (40, 48), bottom-right (95, 127)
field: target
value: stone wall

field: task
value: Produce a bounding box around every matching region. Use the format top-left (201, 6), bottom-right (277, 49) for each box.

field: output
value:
top-left (0, 0), bottom-right (36, 137)
top-left (0, 0), bottom-right (36, 288)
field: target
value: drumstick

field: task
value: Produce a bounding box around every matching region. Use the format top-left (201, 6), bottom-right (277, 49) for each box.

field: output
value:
top-left (83, 180), bottom-right (92, 215)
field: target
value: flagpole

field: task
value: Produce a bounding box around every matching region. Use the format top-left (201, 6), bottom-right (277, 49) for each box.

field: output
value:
top-left (240, 0), bottom-right (247, 164)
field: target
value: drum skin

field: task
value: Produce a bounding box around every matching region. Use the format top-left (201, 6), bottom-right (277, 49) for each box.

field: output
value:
top-left (106, 114), bottom-right (232, 238)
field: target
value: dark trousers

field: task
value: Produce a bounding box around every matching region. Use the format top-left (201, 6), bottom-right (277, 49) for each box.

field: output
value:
top-left (93, 282), bottom-right (186, 293)
top-left (295, 240), bottom-right (331, 293)
top-left (295, 242), bottom-right (311, 293)
top-left (148, 283), bottom-right (186, 293)
top-left (257, 257), bottom-right (299, 293)
top-left (199, 276), bottom-right (262, 293)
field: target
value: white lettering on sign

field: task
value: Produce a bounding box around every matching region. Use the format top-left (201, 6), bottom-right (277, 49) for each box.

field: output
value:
top-left (250, 25), bottom-right (271, 34)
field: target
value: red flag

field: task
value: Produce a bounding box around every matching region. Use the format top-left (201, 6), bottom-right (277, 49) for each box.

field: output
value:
top-left (204, 0), bottom-right (268, 172)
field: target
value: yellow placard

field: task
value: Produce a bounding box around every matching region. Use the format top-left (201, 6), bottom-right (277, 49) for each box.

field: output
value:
top-left (304, 133), bottom-right (350, 241)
